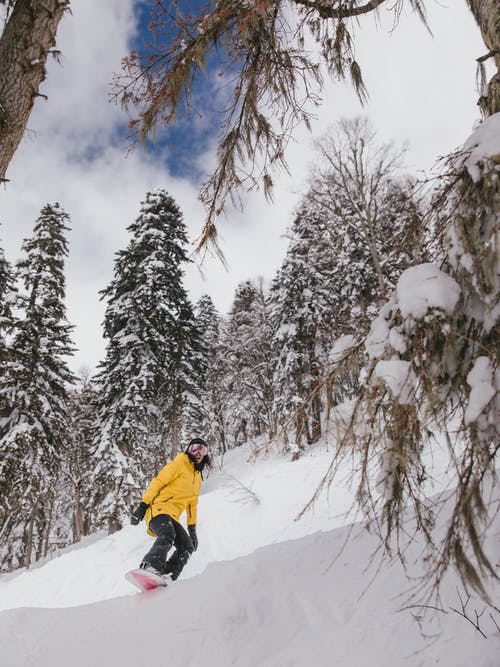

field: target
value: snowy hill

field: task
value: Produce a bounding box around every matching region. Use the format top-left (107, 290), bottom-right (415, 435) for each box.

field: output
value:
top-left (0, 443), bottom-right (499, 666)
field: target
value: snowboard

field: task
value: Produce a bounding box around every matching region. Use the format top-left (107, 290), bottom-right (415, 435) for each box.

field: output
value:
top-left (125, 568), bottom-right (170, 592)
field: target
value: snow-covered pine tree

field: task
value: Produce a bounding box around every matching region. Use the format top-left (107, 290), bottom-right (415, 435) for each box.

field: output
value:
top-left (223, 279), bottom-right (275, 447)
top-left (0, 203), bottom-right (75, 570)
top-left (270, 200), bottom-right (337, 452)
top-left (92, 189), bottom-right (202, 533)
top-left (51, 368), bottom-right (99, 547)
top-left (271, 125), bottom-right (424, 453)
top-left (168, 297), bottom-right (204, 453)
top-left (194, 294), bottom-right (227, 456)
top-left (0, 236), bottom-right (15, 376)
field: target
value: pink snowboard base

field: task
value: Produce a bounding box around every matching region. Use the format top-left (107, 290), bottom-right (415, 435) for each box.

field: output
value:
top-left (125, 568), bottom-right (170, 592)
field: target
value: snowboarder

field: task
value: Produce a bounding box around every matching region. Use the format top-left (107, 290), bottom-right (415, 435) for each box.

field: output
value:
top-left (130, 438), bottom-right (210, 581)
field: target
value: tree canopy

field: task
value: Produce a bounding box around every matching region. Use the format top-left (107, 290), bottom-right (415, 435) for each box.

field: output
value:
top-left (115, 0), bottom-right (499, 250)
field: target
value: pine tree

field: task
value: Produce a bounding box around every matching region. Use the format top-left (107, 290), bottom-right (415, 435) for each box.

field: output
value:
top-left (0, 236), bottom-right (15, 377)
top-left (223, 279), bottom-right (275, 447)
top-left (319, 115), bottom-right (500, 597)
top-left (270, 121), bottom-right (424, 451)
top-left (168, 297), bottom-right (204, 453)
top-left (0, 203), bottom-right (75, 570)
top-left (270, 202), bottom-right (337, 451)
top-left (115, 1), bottom-right (444, 244)
top-left (51, 369), bottom-right (99, 546)
top-left (194, 294), bottom-right (226, 456)
top-left (92, 189), bottom-right (202, 533)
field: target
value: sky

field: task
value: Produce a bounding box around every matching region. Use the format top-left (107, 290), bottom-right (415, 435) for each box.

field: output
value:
top-left (0, 439), bottom-right (498, 666)
top-left (0, 0), bottom-right (488, 372)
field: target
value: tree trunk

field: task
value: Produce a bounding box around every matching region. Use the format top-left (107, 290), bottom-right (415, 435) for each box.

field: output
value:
top-left (73, 483), bottom-right (84, 543)
top-left (295, 407), bottom-right (309, 448)
top-left (363, 222), bottom-right (387, 297)
top-left (467, 0), bottom-right (500, 115)
top-left (24, 508), bottom-right (36, 568)
top-left (307, 340), bottom-right (322, 444)
top-left (170, 401), bottom-right (180, 457)
top-left (40, 497), bottom-right (53, 559)
top-left (216, 405), bottom-right (227, 453)
top-left (108, 514), bottom-right (122, 535)
top-left (0, 0), bottom-right (69, 182)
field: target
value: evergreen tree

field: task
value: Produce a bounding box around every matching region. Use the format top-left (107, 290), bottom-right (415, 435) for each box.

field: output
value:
top-left (168, 297), bottom-right (204, 453)
top-left (270, 202), bottom-right (337, 451)
top-left (194, 294), bottom-right (227, 456)
top-left (223, 279), bottom-right (275, 447)
top-left (270, 127), bottom-right (424, 452)
top-left (52, 369), bottom-right (99, 546)
top-left (0, 236), bottom-right (15, 377)
top-left (322, 115), bottom-right (500, 597)
top-left (306, 178), bottom-right (423, 339)
top-left (113, 0), bottom-right (499, 598)
top-left (92, 189), bottom-right (202, 533)
top-left (0, 203), bottom-right (75, 570)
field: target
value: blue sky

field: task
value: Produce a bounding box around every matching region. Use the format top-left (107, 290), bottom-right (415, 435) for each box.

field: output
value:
top-left (0, 0), bottom-right (488, 371)
top-left (128, 0), bottom-right (227, 181)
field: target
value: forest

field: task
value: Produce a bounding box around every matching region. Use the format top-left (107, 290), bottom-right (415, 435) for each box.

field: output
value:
top-left (0, 0), bottom-right (498, 606)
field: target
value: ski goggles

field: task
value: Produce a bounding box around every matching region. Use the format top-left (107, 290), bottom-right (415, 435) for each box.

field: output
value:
top-left (188, 442), bottom-right (208, 457)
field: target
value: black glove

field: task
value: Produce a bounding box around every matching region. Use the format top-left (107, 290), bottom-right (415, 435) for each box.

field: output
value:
top-left (188, 524), bottom-right (198, 551)
top-left (130, 502), bottom-right (148, 525)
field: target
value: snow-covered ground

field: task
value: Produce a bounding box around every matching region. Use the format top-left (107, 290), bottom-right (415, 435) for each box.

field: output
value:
top-left (0, 442), bottom-right (499, 666)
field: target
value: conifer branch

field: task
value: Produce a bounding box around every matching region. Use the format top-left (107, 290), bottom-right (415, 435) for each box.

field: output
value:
top-left (113, 0), bottom-right (430, 252)
top-left (293, 0), bottom-right (386, 20)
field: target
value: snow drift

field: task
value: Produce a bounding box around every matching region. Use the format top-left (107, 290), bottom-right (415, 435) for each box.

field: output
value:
top-left (0, 444), bottom-right (498, 666)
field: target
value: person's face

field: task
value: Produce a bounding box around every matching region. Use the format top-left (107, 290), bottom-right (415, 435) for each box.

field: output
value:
top-left (189, 442), bottom-right (207, 463)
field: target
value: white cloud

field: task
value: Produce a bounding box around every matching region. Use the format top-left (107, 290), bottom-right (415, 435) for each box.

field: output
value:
top-left (0, 0), bottom-right (486, 372)
top-left (28, 1), bottom-right (136, 143)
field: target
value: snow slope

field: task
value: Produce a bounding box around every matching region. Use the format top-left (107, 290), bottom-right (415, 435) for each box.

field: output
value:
top-left (0, 443), bottom-right (499, 666)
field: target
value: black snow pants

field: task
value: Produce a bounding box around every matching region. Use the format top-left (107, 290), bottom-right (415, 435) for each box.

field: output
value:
top-left (142, 514), bottom-right (194, 580)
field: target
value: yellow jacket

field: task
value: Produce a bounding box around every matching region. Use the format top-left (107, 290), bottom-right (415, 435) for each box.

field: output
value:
top-left (142, 453), bottom-right (202, 536)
